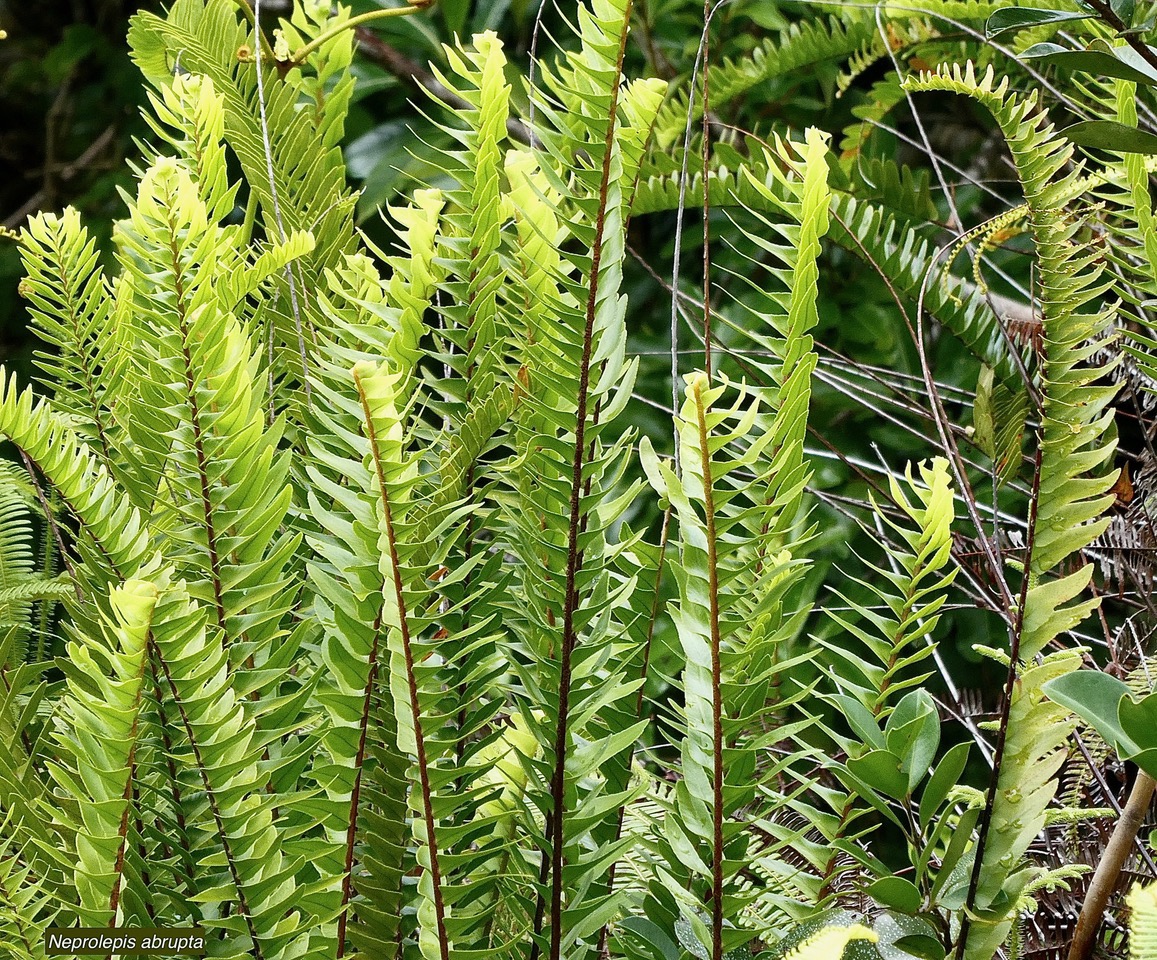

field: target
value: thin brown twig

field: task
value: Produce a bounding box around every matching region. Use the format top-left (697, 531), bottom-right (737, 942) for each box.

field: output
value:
top-left (1068, 771), bottom-right (1156, 960)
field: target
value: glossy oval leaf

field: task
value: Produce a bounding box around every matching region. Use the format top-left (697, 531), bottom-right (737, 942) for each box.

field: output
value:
top-left (1042, 671), bottom-right (1141, 756)
top-left (867, 876), bottom-right (922, 915)
top-left (919, 741), bottom-right (970, 829)
top-left (985, 8), bottom-right (1092, 38)
top-left (1020, 41), bottom-right (1157, 86)
top-left (1063, 120), bottom-right (1157, 154)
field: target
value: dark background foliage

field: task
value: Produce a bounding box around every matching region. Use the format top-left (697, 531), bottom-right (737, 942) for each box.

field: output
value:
top-left (0, 1), bottom-right (165, 376)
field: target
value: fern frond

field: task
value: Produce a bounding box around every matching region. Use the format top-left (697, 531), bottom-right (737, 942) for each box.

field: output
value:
top-left (306, 327), bottom-right (511, 955)
top-left (904, 62), bottom-right (1119, 960)
top-left (51, 581), bottom-right (157, 926)
top-left (146, 574), bottom-right (313, 958)
top-left (1130, 881), bottom-right (1157, 960)
top-left (785, 923), bottom-right (876, 960)
top-left (632, 127), bottom-right (830, 960)
top-left (0, 372), bottom-right (160, 595)
top-left (114, 154), bottom-right (301, 674)
top-left (0, 485), bottom-right (38, 668)
top-left (427, 31), bottom-right (512, 402)
top-left (18, 210), bottom-right (122, 466)
top-left (0, 818), bottom-right (59, 960)
top-left (128, 0), bottom-right (359, 399)
top-left (493, 5), bottom-right (668, 957)
top-left (822, 458), bottom-right (957, 718)
top-left (641, 374), bottom-right (814, 960)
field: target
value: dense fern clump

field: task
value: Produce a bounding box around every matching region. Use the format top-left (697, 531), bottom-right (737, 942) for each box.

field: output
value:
top-left (3, 1), bottom-right (1157, 959)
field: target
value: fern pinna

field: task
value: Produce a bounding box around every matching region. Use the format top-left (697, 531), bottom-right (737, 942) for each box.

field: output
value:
top-left (0, 1), bottom-right (1146, 960)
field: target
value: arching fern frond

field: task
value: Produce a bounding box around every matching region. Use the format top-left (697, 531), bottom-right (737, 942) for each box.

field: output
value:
top-left (904, 62), bottom-right (1120, 960)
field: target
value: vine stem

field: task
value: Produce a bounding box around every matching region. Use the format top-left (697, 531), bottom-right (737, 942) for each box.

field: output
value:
top-left (692, 377), bottom-right (725, 960)
top-left (1068, 771), bottom-right (1157, 960)
top-left (1081, 0), bottom-right (1157, 78)
top-left (290, 4), bottom-right (430, 67)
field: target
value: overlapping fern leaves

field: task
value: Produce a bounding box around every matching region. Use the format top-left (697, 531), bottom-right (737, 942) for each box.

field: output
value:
top-left (0, 2), bottom-right (1145, 960)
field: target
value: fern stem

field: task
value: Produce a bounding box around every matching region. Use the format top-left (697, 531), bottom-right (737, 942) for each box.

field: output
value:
top-left (153, 641), bottom-right (266, 960)
top-left (956, 444), bottom-right (1042, 960)
top-left (253, 0), bottom-right (311, 400)
top-left (50, 234), bottom-right (115, 468)
top-left (597, 506), bottom-right (672, 960)
top-left (540, 8), bottom-right (633, 958)
top-left (692, 377), bottom-right (726, 960)
top-left (165, 224), bottom-right (229, 639)
top-left (107, 651), bottom-right (149, 922)
top-left (335, 614), bottom-right (384, 959)
top-left (354, 369), bottom-right (450, 960)
top-left (33, 488), bottom-right (60, 662)
top-left (19, 452), bottom-right (81, 604)
top-left (700, 0), bottom-right (712, 378)
top-left (1068, 771), bottom-right (1156, 960)
top-left (148, 655), bottom-right (196, 896)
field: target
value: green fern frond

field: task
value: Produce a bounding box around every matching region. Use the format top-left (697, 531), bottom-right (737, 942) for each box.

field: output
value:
top-left (426, 31), bottom-right (512, 402)
top-left (146, 573), bottom-right (314, 958)
top-left (18, 210), bottom-right (122, 466)
top-left (0, 819), bottom-right (59, 960)
top-left (904, 62), bottom-right (1119, 960)
top-left (50, 581), bottom-right (157, 926)
top-left (491, 5), bottom-right (668, 956)
top-left (113, 154), bottom-right (302, 675)
top-left (144, 72), bottom-right (236, 221)
top-left (823, 458), bottom-right (956, 718)
top-left (632, 127), bottom-right (831, 960)
top-left (128, 0), bottom-right (359, 399)
top-left (306, 323), bottom-right (511, 955)
top-left (1130, 881), bottom-right (1157, 960)
top-left (0, 485), bottom-right (38, 669)
top-left (785, 923), bottom-right (876, 960)
top-left (0, 372), bottom-right (161, 596)
top-left (641, 373), bottom-right (815, 960)
top-left (910, 63), bottom-right (1119, 592)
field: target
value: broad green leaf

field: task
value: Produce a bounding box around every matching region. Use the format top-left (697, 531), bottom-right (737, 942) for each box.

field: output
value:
top-left (848, 749), bottom-right (909, 799)
top-left (867, 876), bottom-right (922, 914)
top-left (919, 742), bottom-right (970, 829)
top-left (1114, 0), bottom-right (1137, 28)
top-left (441, 0), bottom-right (471, 34)
top-left (985, 7), bottom-right (1092, 37)
top-left (616, 918), bottom-right (681, 960)
top-left (1063, 119), bottom-right (1157, 154)
top-left (1020, 41), bottom-right (1157, 86)
top-left (1043, 671), bottom-right (1140, 757)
